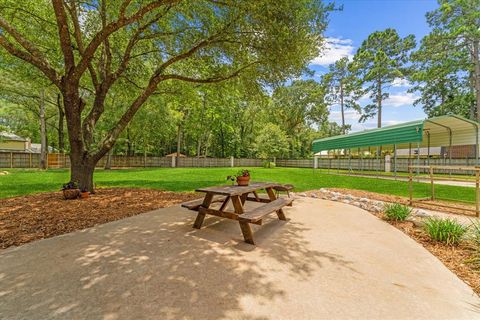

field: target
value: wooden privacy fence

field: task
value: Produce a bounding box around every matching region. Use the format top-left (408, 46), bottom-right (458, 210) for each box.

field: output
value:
top-left (0, 151), bottom-right (478, 174)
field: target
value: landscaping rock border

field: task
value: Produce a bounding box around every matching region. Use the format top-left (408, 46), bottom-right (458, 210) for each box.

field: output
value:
top-left (295, 189), bottom-right (432, 226)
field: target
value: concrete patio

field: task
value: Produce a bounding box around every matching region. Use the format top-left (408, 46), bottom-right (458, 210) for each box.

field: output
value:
top-left (0, 197), bottom-right (479, 319)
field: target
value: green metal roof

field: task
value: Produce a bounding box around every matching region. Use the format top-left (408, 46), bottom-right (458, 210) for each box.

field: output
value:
top-left (312, 120), bottom-right (424, 152)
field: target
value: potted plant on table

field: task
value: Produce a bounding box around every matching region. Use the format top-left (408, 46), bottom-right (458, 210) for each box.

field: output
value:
top-left (62, 181), bottom-right (80, 200)
top-left (227, 169), bottom-right (251, 186)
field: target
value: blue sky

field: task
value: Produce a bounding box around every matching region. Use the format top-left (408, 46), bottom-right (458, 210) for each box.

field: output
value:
top-left (308, 0), bottom-right (438, 132)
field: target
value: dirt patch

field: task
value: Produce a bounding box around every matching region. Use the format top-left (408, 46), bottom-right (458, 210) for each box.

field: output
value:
top-left (0, 188), bottom-right (197, 249)
top-left (328, 188), bottom-right (477, 217)
top-left (314, 188), bottom-right (480, 295)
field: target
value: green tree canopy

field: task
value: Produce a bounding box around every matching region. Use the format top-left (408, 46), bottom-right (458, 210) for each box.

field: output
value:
top-left (351, 28), bottom-right (415, 128)
top-left (0, 0), bottom-right (333, 190)
top-left (254, 123), bottom-right (289, 159)
top-left (409, 0), bottom-right (479, 119)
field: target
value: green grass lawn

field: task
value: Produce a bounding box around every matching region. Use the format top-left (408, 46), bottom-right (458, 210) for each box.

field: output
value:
top-left (0, 167), bottom-right (475, 204)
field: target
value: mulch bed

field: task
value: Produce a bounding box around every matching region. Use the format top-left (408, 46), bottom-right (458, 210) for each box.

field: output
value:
top-left (0, 188), bottom-right (197, 249)
top-left (326, 188), bottom-right (480, 295)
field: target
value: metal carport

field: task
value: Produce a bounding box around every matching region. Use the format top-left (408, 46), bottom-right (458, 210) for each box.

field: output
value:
top-left (312, 115), bottom-right (480, 174)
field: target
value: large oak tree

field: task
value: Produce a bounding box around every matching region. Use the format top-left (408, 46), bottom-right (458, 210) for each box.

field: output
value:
top-left (0, 0), bottom-right (331, 190)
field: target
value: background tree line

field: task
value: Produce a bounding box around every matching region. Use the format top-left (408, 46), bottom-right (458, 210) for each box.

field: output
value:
top-left (0, 0), bottom-right (478, 179)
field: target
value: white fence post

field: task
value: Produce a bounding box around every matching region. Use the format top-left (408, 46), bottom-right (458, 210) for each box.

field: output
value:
top-left (385, 154), bottom-right (391, 172)
top-left (171, 156), bottom-right (176, 168)
top-left (314, 156), bottom-right (318, 169)
top-left (230, 156), bottom-right (234, 167)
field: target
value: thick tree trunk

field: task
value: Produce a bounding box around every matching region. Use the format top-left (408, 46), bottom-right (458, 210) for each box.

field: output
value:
top-left (70, 156), bottom-right (95, 192)
top-left (473, 39), bottom-right (480, 121)
top-left (377, 80), bottom-right (382, 128)
top-left (340, 83), bottom-right (345, 133)
top-left (104, 150), bottom-right (112, 170)
top-left (39, 90), bottom-right (48, 169)
top-left (176, 122), bottom-right (182, 166)
top-left (57, 94), bottom-right (65, 153)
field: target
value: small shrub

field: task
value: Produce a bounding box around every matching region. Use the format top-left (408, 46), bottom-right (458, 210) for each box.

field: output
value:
top-left (262, 161), bottom-right (276, 168)
top-left (472, 221), bottom-right (480, 245)
top-left (383, 203), bottom-right (412, 221)
top-left (423, 218), bottom-right (467, 245)
top-left (469, 221), bottom-right (480, 268)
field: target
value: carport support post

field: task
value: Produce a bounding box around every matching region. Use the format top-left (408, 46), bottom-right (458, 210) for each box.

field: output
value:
top-left (376, 146), bottom-right (379, 178)
top-left (430, 166), bottom-right (435, 201)
top-left (393, 144), bottom-right (397, 179)
top-left (337, 150), bottom-right (340, 173)
top-left (359, 148), bottom-right (363, 172)
top-left (416, 142), bottom-right (420, 179)
top-left (449, 129), bottom-right (452, 176)
top-left (426, 131), bottom-right (431, 167)
top-left (348, 149), bottom-right (352, 172)
top-left (409, 166), bottom-right (413, 205)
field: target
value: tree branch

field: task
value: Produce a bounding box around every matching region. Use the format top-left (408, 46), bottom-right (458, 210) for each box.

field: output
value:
top-left (66, 0), bottom-right (99, 90)
top-left (74, 0), bottom-right (180, 82)
top-left (51, 0), bottom-right (75, 74)
top-left (0, 34), bottom-right (59, 85)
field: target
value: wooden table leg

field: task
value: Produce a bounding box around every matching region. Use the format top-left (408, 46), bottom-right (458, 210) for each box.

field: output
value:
top-left (239, 221), bottom-right (255, 245)
top-left (193, 193), bottom-right (214, 229)
top-left (253, 191), bottom-right (260, 202)
top-left (219, 196), bottom-right (230, 211)
top-left (266, 187), bottom-right (287, 221)
top-left (231, 195), bottom-right (244, 214)
top-left (232, 195), bottom-right (254, 244)
top-left (240, 193), bottom-right (248, 205)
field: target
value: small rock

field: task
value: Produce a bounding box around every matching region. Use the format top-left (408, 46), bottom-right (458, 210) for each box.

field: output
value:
top-left (342, 200), bottom-right (351, 204)
top-left (412, 219), bottom-right (425, 227)
top-left (298, 193), bottom-right (307, 197)
top-left (310, 193), bottom-right (318, 198)
top-left (352, 201), bottom-right (360, 207)
top-left (344, 194), bottom-right (353, 200)
top-left (413, 209), bottom-right (430, 217)
top-left (359, 197), bottom-right (369, 203)
top-left (331, 197), bottom-right (338, 201)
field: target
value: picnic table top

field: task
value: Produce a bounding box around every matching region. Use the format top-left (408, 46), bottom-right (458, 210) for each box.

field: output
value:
top-left (195, 182), bottom-right (279, 196)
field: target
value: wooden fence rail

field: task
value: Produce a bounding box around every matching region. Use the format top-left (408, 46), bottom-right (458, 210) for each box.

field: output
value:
top-left (0, 152), bottom-right (478, 175)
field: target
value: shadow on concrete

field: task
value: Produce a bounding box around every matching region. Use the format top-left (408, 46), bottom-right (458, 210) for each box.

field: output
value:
top-left (0, 203), bottom-right (354, 319)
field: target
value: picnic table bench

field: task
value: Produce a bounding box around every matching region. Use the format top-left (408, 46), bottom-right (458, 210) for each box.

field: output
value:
top-left (181, 182), bottom-right (293, 245)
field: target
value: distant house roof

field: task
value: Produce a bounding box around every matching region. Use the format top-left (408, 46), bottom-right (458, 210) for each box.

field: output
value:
top-left (29, 143), bottom-right (56, 154)
top-left (165, 152), bottom-right (187, 157)
top-left (0, 132), bottom-right (27, 142)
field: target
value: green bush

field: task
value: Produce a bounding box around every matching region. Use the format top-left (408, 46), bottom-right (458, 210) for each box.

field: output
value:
top-left (262, 161), bottom-right (276, 168)
top-left (469, 221), bottom-right (480, 268)
top-left (423, 218), bottom-right (467, 245)
top-left (383, 203), bottom-right (412, 221)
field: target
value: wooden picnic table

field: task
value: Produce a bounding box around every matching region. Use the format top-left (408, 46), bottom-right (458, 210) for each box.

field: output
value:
top-left (181, 182), bottom-right (293, 245)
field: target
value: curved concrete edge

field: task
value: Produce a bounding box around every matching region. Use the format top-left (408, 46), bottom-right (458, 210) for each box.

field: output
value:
top-left (0, 197), bottom-right (479, 319)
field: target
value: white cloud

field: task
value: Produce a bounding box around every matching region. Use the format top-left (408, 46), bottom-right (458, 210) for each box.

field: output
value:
top-left (329, 110), bottom-right (361, 122)
top-left (392, 78), bottom-right (411, 87)
top-left (384, 92), bottom-right (418, 107)
top-left (310, 37), bottom-right (355, 66)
